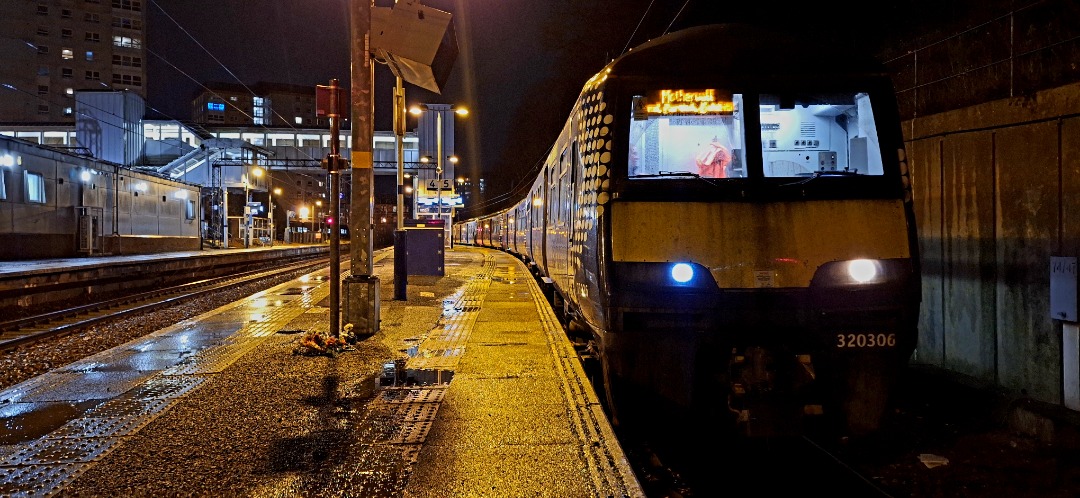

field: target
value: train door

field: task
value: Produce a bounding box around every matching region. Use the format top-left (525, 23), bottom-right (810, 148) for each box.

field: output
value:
top-left (565, 141), bottom-right (579, 301)
top-left (540, 169), bottom-right (551, 273)
top-left (547, 156), bottom-right (561, 278)
top-left (557, 147), bottom-right (573, 293)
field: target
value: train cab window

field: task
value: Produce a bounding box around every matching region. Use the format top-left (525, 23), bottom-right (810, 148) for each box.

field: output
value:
top-left (26, 171), bottom-right (46, 203)
top-left (628, 90), bottom-right (745, 179)
top-left (759, 91), bottom-right (884, 177)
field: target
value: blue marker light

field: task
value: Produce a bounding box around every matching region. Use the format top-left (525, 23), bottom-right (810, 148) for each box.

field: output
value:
top-left (671, 263), bottom-right (694, 283)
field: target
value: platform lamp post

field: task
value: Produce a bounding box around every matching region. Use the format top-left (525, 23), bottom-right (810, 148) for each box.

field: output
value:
top-left (392, 76), bottom-right (407, 300)
top-left (315, 200), bottom-right (324, 242)
top-left (251, 166), bottom-right (264, 246)
top-left (409, 104), bottom-right (467, 247)
top-left (272, 187), bottom-right (282, 243)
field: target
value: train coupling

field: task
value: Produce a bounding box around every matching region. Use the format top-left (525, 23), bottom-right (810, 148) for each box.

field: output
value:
top-left (727, 347), bottom-right (823, 436)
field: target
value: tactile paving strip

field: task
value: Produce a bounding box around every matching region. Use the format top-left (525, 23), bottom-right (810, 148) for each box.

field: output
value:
top-left (3, 437), bottom-right (114, 466)
top-left (0, 462), bottom-right (88, 497)
top-left (160, 336), bottom-right (265, 375)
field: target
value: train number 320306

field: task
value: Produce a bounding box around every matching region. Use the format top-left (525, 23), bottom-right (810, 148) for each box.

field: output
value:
top-left (836, 333), bottom-right (897, 348)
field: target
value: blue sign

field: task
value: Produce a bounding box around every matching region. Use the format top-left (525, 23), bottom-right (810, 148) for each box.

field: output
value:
top-left (207, 102), bottom-right (225, 112)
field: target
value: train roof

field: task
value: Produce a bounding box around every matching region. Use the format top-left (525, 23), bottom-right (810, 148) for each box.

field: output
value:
top-left (604, 23), bottom-right (888, 83)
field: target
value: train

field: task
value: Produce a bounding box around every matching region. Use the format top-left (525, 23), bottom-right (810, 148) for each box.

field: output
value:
top-left (0, 134), bottom-right (202, 260)
top-left (453, 24), bottom-right (921, 439)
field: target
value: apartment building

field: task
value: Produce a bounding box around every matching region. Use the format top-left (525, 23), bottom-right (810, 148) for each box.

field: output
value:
top-left (0, 0), bottom-right (148, 123)
top-left (191, 82), bottom-right (345, 128)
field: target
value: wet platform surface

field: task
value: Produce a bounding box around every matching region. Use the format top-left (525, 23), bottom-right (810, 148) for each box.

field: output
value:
top-left (0, 246), bottom-right (642, 497)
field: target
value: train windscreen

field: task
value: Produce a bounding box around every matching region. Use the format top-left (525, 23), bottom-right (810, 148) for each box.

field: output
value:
top-left (628, 90), bottom-right (746, 179)
top-left (759, 92), bottom-right (884, 177)
top-left (627, 90), bottom-right (885, 179)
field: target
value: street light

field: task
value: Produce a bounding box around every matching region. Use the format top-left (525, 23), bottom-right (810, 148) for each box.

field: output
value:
top-left (409, 104), bottom-right (467, 247)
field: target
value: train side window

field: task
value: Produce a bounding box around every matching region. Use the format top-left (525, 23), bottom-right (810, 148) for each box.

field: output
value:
top-left (186, 199), bottom-right (196, 220)
top-left (26, 171), bottom-right (46, 203)
top-left (0, 170), bottom-right (6, 200)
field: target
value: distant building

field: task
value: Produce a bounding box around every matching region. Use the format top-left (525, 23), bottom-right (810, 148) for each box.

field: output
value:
top-left (0, 0), bottom-right (147, 123)
top-left (191, 82), bottom-right (347, 128)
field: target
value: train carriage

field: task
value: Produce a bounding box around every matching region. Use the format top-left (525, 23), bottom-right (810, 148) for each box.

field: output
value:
top-left (455, 24), bottom-right (920, 439)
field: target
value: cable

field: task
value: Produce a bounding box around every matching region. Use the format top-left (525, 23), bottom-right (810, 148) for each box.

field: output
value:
top-left (656, 0), bottom-right (691, 36)
top-left (621, 0), bottom-right (657, 56)
top-left (148, 0), bottom-right (329, 160)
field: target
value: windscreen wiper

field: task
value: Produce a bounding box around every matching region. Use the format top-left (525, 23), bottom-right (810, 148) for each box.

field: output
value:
top-left (631, 171), bottom-right (727, 186)
top-left (781, 168), bottom-right (861, 186)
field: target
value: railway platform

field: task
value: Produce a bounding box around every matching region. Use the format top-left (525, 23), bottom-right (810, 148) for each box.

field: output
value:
top-left (0, 243), bottom-right (332, 310)
top-left (0, 246), bottom-right (643, 497)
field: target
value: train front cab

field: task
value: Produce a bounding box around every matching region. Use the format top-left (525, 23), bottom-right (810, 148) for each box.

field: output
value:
top-left (593, 79), bottom-right (920, 439)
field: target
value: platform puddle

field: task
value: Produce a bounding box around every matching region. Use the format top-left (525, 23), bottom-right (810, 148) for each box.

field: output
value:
top-left (0, 399), bottom-right (102, 444)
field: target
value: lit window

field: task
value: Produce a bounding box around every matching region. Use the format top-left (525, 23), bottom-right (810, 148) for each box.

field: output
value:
top-left (0, 171), bottom-right (6, 200)
top-left (295, 117), bottom-right (303, 124)
top-left (112, 35), bottom-right (141, 48)
top-left (63, 107), bottom-right (73, 116)
top-left (62, 48), bottom-right (73, 60)
top-left (86, 51), bottom-right (94, 61)
top-left (26, 172), bottom-right (46, 203)
top-left (65, 88), bottom-right (74, 96)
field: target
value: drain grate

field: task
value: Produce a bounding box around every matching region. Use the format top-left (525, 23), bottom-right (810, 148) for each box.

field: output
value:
top-left (390, 420), bottom-right (433, 444)
top-left (399, 403), bottom-right (439, 422)
top-left (376, 386), bottom-right (446, 405)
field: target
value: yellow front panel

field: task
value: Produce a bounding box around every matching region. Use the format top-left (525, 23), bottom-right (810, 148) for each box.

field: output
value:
top-left (610, 200), bottom-right (911, 288)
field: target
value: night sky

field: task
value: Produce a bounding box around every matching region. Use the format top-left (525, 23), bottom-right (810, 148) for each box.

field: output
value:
top-left (145, 0), bottom-right (880, 215)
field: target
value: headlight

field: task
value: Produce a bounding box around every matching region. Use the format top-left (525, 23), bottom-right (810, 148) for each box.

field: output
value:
top-left (847, 259), bottom-right (879, 283)
top-left (610, 261), bottom-right (716, 290)
top-left (812, 258), bottom-right (908, 287)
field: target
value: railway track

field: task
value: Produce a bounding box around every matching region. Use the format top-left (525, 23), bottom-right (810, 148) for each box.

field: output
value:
top-left (0, 257), bottom-right (331, 352)
top-left (619, 427), bottom-right (897, 496)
